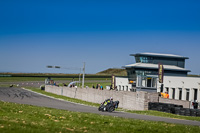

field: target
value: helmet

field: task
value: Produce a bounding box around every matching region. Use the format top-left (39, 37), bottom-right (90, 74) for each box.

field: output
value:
top-left (110, 97), bottom-right (113, 100)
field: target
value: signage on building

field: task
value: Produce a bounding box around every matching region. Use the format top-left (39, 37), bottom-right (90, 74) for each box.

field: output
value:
top-left (111, 75), bottom-right (116, 89)
top-left (158, 63), bottom-right (164, 83)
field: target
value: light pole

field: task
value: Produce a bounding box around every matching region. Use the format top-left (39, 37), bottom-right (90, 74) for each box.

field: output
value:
top-left (82, 62), bottom-right (85, 88)
top-left (47, 63), bottom-right (85, 88)
top-left (79, 68), bottom-right (81, 87)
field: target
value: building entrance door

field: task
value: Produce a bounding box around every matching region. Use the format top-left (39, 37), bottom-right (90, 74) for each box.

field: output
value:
top-left (186, 89), bottom-right (190, 101)
top-left (194, 89), bottom-right (198, 101)
top-left (172, 88), bottom-right (175, 99)
top-left (147, 78), bottom-right (151, 87)
top-left (179, 88), bottom-right (182, 100)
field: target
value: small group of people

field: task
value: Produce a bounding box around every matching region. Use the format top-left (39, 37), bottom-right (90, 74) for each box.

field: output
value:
top-left (53, 82), bottom-right (59, 87)
top-left (63, 83), bottom-right (67, 87)
top-left (92, 84), bottom-right (104, 90)
top-left (69, 84), bottom-right (75, 88)
top-left (160, 91), bottom-right (169, 99)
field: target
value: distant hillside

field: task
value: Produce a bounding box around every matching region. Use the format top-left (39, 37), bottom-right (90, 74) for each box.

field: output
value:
top-left (96, 68), bottom-right (127, 76)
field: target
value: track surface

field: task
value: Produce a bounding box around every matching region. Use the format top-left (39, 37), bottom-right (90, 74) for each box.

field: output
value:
top-left (0, 87), bottom-right (200, 126)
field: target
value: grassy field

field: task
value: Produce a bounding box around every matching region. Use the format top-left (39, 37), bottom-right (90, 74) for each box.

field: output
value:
top-left (0, 77), bottom-right (111, 89)
top-left (0, 101), bottom-right (200, 133)
top-left (1, 75), bottom-right (200, 132)
top-left (1, 83), bottom-right (200, 122)
top-left (0, 77), bottom-right (111, 82)
top-left (23, 87), bottom-right (200, 122)
top-left (25, 87), bottom-right (100, 107)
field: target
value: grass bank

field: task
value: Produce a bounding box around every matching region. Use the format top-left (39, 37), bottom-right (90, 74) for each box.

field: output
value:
top-left (0, 101), bottom-right (200, 133)
top-left (24, 87), bottom-right (200, 122)
top-left (0, 77), bottom-right (111, 82)
top-left (24, 87), bottom-right (100, 107)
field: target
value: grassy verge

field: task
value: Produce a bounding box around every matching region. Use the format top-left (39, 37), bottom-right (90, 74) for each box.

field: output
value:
top-left (23, 87), bottom-right (200, 122)
top-left (0, 77), bottom-right (110, 82)
top-left (126, 110), bottom-right (200, 122)
top-left (0, 101), bottom-right (200, 133)
top-left (24, 87), bottom-right (100, 107)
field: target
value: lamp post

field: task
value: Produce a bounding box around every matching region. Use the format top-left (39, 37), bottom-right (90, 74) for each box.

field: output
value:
top-left (82, 62), bottom-right (85, 88)
top-left (47, 63), bottom-right (85, 88)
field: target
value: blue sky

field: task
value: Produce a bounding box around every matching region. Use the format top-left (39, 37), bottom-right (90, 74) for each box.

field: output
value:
top-left (0, 0), bottom-right (200, 74)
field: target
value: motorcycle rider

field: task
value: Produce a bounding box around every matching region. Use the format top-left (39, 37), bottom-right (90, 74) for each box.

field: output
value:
top-left (98, 97), bottom-right (119, 112)
top-left (103, 97), bottom-right (113, 108)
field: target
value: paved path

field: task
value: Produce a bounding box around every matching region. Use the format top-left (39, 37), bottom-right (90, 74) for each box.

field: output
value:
top-left (0, 87), bottom-right (200, 126)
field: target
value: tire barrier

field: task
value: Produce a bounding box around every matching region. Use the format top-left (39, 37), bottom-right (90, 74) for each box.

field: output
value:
top-left (148, 102), bottom-right (200, 117)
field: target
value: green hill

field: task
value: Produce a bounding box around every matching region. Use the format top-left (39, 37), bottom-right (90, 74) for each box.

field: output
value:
top-left (96, 68), bottom-right (127, 76)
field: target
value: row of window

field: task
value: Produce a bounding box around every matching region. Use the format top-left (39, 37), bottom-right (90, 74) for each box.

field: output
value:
top-left (135, 57), bottom-right (153, 63)
top-left (135, 56), bottom-right (185, 68)
top-left (161, 88), bottom-right (198, 101)
top-left (117, 85), bottom-right (129, 91)
top-left (127, 70), bottom-right (157, 77)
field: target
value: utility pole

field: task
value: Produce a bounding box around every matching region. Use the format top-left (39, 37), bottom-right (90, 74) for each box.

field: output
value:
top-left (82, 62), bottom-right (85, 88)
top-left (79, 68), bottom-right (81, 87)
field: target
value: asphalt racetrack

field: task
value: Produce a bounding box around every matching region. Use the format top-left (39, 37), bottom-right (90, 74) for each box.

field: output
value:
top-left (0, 87), bottom-right (200, 126)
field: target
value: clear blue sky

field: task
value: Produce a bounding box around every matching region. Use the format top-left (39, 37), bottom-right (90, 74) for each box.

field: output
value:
top-left (0, 0), bottom-right (200, 74)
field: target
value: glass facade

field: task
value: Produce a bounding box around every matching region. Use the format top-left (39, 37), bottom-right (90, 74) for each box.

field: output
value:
top-left (135, 56), bottom-right (185, 68)
top-left (127, 69), bottom-right (188, 81)
top-left (135, 56), bottom-right (153, 63)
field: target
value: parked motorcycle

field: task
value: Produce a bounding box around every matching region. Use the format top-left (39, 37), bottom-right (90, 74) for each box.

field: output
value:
top-left (98, 100), bottom-right (119, 112)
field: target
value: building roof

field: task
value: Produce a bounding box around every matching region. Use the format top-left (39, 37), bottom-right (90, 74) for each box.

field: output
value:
top-left (123, 63), bottom-right (191, 72)
top-left (130, 53), bottom-right (189, 59)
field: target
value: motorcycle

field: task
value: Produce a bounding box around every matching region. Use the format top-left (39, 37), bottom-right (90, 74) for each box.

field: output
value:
top-left (98, 100), bottom-right (119, 112)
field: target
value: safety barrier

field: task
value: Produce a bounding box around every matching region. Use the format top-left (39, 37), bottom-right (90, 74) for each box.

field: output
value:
top-left (148, 102), bottom-right (200, 117)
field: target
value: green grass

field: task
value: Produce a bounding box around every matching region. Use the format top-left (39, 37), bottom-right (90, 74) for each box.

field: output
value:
top-left (0, 76), bottom-right (111, 90)
top-left (126, 110), bottom-right (200, 122)
top-left (24, 87), bottom-right (200, 122)
top-left (0, 77), bottom-right (46, 82)
top-left (24, 87), bottom-right (100, 107)
top-left (0, 101), bottom-right (200, 133)
top-left (1, 75), bottom-right (200, 124)
top-left (0, 77), bottom-right (110, 82)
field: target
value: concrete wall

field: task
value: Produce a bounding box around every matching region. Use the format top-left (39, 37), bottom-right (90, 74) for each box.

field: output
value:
top-left (45, 85), bottom-right (159, 110)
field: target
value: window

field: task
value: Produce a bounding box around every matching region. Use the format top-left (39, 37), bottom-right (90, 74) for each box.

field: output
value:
top-left (136, 56), bottom-right (153, 63)
top-left (194, 89), bottom-right (198, 101)
top-left (172, 88), bottom-right (175, 99)
top-left (186, 89), bottom-right (190, 101)
top-left (166, 87), bottom-right (169, 93)
top-left (179, 88), bottom-right (182, 100)
top-left (135, 57), bottom-right (141, 63)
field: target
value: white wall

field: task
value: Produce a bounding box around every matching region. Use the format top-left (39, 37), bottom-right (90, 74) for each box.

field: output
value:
top-left (159, 76), bottom-right (200, 88)
top-left (158, 76), bottom-right (200, 102)
top-left (115, 77), bottom-right (132, 91)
